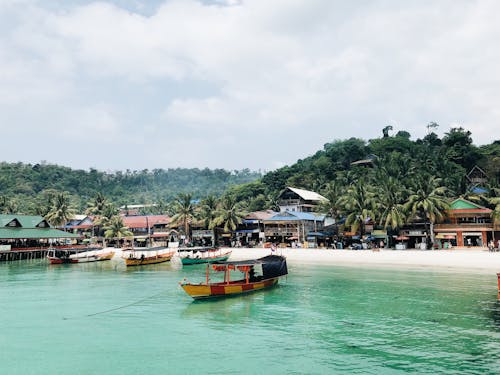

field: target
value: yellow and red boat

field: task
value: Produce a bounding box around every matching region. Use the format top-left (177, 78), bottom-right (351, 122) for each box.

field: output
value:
top-left (180, 255), bottom-right (288, 300)
top-left (122, 247), bottom-right (176, 267)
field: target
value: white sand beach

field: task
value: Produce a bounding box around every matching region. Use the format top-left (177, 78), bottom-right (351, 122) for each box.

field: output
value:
top-left (226, 247), bottom-right (500, 274)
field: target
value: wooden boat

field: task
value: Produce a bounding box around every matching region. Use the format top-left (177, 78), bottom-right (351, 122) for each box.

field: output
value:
top-left (122, 246), bottom-right (176, 266)
top-left (177, 247), bottom-right (232, 265)
top-left (180, 255), bottom-right (288, 300)
top-left (47, 248), bottom-right (114, 264)
top-left (497, 273), bottom-right (500, 300)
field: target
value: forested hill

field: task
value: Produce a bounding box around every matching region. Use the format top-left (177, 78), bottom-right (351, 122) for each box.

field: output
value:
top-left (225, 127), bottom-right (499, 213)
top-left (0, 162), bottom-right (261, 213)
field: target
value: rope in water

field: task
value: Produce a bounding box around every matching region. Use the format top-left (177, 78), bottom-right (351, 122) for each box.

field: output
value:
top-left (62, 290), bottom-right (166, 320)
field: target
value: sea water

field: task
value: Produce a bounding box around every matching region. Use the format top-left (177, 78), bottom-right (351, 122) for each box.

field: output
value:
top-left (1, 258), bottom-right (499, 374)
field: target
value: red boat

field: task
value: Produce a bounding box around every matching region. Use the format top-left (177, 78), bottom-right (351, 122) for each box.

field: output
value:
top-left (497, 273), bottom-right (500, 300)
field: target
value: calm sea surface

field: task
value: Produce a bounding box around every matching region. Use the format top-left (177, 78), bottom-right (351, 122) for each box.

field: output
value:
top-left (1, 257), bottom-right (499, 374)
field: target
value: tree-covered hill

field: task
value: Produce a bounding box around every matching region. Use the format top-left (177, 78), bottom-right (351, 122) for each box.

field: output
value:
top-left (0, 162), bottom-right (261, 214)
top-left (227, 127), bottom-right (499, 214)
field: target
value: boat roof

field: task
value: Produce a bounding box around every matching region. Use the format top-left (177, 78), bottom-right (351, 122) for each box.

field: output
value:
top-left (211, 255), bottom-right (285, 267)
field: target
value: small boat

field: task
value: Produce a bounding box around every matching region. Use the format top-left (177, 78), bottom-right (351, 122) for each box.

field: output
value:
top-left (122, 246), bottom-right (176, 266)
top-left (180, 255), bottom-right (288, 300)
top-left (497, 273), bottom-right (500, 300)
top-left (47, 248), bottom-right (115, 264)
top-left (177, 247), bottom-right (232, 265)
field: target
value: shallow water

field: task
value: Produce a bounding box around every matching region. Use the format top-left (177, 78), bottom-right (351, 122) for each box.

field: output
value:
top-left (1, 258), bottom-right (499, 374)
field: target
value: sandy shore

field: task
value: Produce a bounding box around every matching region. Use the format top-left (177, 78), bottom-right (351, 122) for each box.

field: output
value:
top-left (224, 247), bottom-right (500, 274)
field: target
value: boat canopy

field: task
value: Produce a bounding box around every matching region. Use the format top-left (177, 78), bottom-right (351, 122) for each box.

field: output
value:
top-left (212, 255), bottom-right (288, 279)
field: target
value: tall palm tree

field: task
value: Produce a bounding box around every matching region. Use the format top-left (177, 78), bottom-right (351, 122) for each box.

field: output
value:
top-left (85, 192), bottom-right (108, 216)
top-left (404, 177), bottom-right (449, 245)
top-left (93, 204), bottom-right (119, 235)
top-left (45, 192), bottom-right (75, 227)
top-left (211, 195), bottom-right (246, 238)
top-left (337, 180), bottom-right (376, 236)
top-left (318, 180), bottom-right (344, 220)
top-left (197, 195), bottom-right (219, 245)
top-left (85, 193), bottom-right (111, 238)
top-left (103, 216), bottom-right (133, 248)
top-left (378, 177), bottom-right (407, 230)
top-left (170, 193), bottom-right (197, 243)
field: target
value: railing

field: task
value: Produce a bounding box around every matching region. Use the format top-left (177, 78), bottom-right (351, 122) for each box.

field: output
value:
top-left (434, 223), bottom-right (494, 230)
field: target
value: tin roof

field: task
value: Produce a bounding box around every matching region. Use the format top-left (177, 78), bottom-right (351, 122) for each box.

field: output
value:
top-left (287, 187), bottom-right (328, 202)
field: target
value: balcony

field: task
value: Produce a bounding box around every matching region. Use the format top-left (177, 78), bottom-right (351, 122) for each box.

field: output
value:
top-left (434, 223), bottom-right (493, 230)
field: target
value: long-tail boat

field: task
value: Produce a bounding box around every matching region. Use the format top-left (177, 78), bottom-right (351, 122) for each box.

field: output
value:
top-left (47, 248), bottom-right (114, 264)
top-left (497, 273), bottom-right (500, 300)
top-left (177, 247), bottom-right (232, 265)
top-left (180, 255), bottom-right (288, 300)
top-left (122, 246), bottom-right (176, 266)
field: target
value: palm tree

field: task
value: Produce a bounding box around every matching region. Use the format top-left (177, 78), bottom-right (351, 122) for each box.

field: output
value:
top-left (318, 181), bottom-right (344, 220)
top-left (199, 195), bottom-right (219, 245)
top-left (45, 192), bottom-right (75, 227)
top-left (404, 177), bottom-right (449, 245)
top-left (211, 195), bottom-right (246, 240)
top-left (337, 180), bottom-right (377, 236)
top-left (86, 193), bottom-right (110, 238)
top-left (170, 193), bottom-right (197, 244)
top-left (378, 177), bottom-right (407, 231)
top-left (103, 216), bottom-right (133, 248)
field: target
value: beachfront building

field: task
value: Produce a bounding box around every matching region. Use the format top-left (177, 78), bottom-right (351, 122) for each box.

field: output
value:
top-left (262, 211), bottom-right (326, 247)
top-left (61, 214), bottom-right (94, 237)
top-left (122, 215), bottom-right (174, 246)
top-left (433, 198), bottom-right (493, 247)
top-left (234, 210), bottom-right (277, 246)
top-left (278, 187), bottom-right (328, 213)
top-left (0, 214), bottom-right (80, 260)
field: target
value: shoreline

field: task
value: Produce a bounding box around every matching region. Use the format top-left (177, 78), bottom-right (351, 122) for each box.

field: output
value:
top-left (224, 247), bottom-right (500, 274)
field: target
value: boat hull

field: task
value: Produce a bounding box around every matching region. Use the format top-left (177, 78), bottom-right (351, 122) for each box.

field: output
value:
top-left (124, 252), bottom-right (175, 266)
top-left (48, 257), bottom-right (78, 264)
top-left (181, 278), bottom-right (279, 299)
top-left (181, 254), bottom-right (231, 265)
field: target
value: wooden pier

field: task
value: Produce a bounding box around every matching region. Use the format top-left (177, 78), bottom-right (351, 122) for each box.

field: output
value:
top-left (0, 248), bottom-right (50, 262)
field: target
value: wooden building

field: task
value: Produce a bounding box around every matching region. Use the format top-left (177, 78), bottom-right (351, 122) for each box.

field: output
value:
top-left (434, 198), bottom-right (493, 247)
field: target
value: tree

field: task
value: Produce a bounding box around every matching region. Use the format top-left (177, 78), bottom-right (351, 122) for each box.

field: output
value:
top-left (404, 177), bottom-right (449, 245)
top-left (377, 177), bottom-right (407, 230)
top-left (86, 192), bottom-right (111, 237)
top-left (170, 193), bottom-right (197, 243)
top-left (337, 180), bottom-right (377, 236)
top-left (45, 192), bottom-right (75, 227)
top-left (211, 195), bottom-right (246, 237)
top-left (426, 121), bottom-right (439, 134)
top-left (318, 180), bottom-right (344, 220)
top-left (382, 125), bottom-right (393, 138)
top-left (199, 195), bottom-right (219, 245)
top-left (103, 216), bottom-right (133, 247)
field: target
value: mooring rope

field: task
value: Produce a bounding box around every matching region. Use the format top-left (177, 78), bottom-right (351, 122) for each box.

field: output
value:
top-left (63, 290), bottom-right (166, 320)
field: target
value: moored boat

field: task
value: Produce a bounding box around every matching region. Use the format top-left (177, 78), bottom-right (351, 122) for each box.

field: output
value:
top-left (47, 248), bottom-right (114, 264)
top-left (180, 255), bottom-right (288, 300)
top-left (497, 273), bottom-right (500, 300)
top-left (122, 246), bottom-right (176, 266)
top-left (177, 247), bottom-right (232, 265)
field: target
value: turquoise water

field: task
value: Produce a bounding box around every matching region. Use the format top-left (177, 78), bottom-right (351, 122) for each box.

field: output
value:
top-left (1, 258), bottom-right (499, 374)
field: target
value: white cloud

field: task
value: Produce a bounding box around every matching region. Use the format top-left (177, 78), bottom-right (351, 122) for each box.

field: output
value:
top-left (1, 0), bottom-right (499, 171)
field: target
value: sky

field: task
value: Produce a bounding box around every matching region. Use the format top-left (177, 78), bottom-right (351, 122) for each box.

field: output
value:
top-left (1, 0), bottom-right (499, 173)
